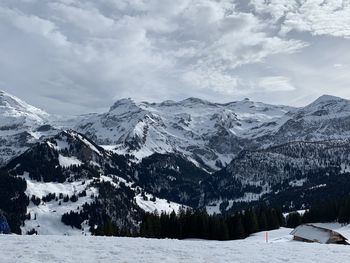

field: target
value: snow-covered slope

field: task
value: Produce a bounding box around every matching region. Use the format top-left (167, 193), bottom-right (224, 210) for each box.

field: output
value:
top-left (0, 90), bottom-right (56, 166)
top-left (3, 91), bottom-right (350, 223)
top-left (204, 139), bottom-right (350, 213)
top-left (75, 97), bottom-right (294, 170)
top-left (74, 94), bottom-right (350, 172)
top-left (3, 91), bottom-right (350, 171)
top-left (2, 227), bottom-right (350, 263)
top-left (3, 91), bottom-right (350, 173)
top-left (0, 90), bottom-right (49, 125)
top-left (4, 130), bottom-right (184, 235)
top-left (22, 175), bottom-right (99, 235)
top-left (268, 95), bottom-right (350, 143)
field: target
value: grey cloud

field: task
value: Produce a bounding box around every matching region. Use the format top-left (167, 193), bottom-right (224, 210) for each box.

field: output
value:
top-left (251, 0), bottom-right (350, 38)
top-left (0, 0), bottom-right (349, 114)
top-left (258, 76), bottom-right (295, 92)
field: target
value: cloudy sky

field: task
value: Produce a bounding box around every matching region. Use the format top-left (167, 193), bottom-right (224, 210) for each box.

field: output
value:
top-left (1, 0), bottom-right (350, 114)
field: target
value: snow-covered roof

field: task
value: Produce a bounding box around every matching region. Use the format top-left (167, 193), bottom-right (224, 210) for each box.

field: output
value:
top-left (290, 224), bottom-right (349, 244)
top-left (311, 223), bottom-right (350, 241)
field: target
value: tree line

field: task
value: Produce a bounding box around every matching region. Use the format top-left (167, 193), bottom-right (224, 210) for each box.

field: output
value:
top-left (286, 195), bottom-right (350, 228)
top-left (0, 170), bottom-right (28, 234)
top-left (140, 206), bottom-right (285, 241)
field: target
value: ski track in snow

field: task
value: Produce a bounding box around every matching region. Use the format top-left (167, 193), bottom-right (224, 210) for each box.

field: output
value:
top-left (1, 228), bottom-right (350, 263)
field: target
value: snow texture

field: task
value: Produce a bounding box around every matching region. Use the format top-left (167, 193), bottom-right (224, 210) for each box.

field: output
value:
top-left (22, 175), bottom-right (98, 235)
top-left (1, 228), bottom-right (350, 263)
top-left (135, 193), bottom-right (183, 214)
top-left (58, 155), bottom-right (83, 168)
top-left (0, 90), bottom-right (55, 165)
top-left (100, 175), bottom-right (184, 214)
top-left (75, 97), bottom-right (294, 170)
top-left (21, 171), bottom-right (183, 235)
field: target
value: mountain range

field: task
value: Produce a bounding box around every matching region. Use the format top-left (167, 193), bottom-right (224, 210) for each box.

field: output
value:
top-left (1, 90), bottom-right (350, 235)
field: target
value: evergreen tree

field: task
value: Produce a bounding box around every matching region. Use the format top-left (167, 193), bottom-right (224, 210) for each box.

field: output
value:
top-left (232, 216), bottom-right (245, 239)
top-left (257, 210), bottom-right (268, 231)
top-left (286, 212), bottom-right (302, 228)
top-left (243, 209), bottom-right (258, 236)
top-left (139, 206), bottom-right (283, 241)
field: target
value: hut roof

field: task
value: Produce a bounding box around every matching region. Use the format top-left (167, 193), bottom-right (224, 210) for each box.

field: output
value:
top-left (290, 224), bottom-right (332, 244)
top-left (311, 223), bottom-right (350, 241)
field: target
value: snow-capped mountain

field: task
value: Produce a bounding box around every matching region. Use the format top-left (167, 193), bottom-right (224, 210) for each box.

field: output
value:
top-left (3, 91), bottom-right (350, 173)
top-left (75, 97), bottom-right (294, 171)
top-left (3, 91), bottom-right (350, 235)
top-left (4, 129), bottom-right (350, 235)
top-left (74, 94), bottom-right (350, 172)
top-left (0, 90), bottom-right (56, 166)
top-left (264, 95), bottom-right (350, 144)
top-left (0, 90), bottom-right (49, 126)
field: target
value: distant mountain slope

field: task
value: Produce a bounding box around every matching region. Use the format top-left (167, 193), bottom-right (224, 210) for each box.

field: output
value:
top-left (3, 91), bottom-right (350, 173)
top-left (262, 95), bottom-right (350, 144)
top-left (3, 130), bottom-right (183, 235)
top-left (204, 139), bottom-right (350, 213)
top-left (0, 90), bottom-right (56, 166)
top-left (4, 130), bottom-right (350, 234)
top-left (135, 153), bottom-right (210, 207)
top-left (3, 91), bottom-right (350, 235)
top-left (75, 97), bottom-right (294, 171)
top-left (74, 95), bottom-right (350, 172)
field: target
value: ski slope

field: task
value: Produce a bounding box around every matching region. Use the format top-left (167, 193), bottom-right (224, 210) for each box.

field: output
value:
top-left (1, 228), bottom-right (349, 263)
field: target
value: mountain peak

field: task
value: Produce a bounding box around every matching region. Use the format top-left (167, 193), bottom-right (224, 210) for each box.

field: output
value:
top-left (0, 90), bottom-right (49, 119)
top-left (180, 97), bottom-right (215, 106)
top-left (0, 90), bottom-right (21, 107)
top-left (109, 98), bottom-right (137, 112)
top-left (310, 94), bottom-right (346, 105)
top-left (158, 100), bottom-right (177, 106)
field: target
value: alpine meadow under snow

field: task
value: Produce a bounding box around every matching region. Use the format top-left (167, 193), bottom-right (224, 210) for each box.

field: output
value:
top-left (1, 228), bottom-right (350, 263)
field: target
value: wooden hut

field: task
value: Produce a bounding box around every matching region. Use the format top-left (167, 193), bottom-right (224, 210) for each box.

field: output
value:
top-left (290, 224), bottom-right (348, 244)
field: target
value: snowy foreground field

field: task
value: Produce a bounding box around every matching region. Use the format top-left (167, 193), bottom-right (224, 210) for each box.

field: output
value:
top-left (1, 228), bottom-right (349, 263)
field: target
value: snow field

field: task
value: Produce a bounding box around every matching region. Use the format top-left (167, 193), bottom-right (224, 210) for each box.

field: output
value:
top-left (1, 228), bottom-right (350, 263)
top-left (22, 176), bottom-right (98, 235)
top-left (21, 173), bottom-right (183, 235)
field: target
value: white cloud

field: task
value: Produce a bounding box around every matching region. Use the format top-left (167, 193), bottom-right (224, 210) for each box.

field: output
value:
top-left (0, 0), bottom-right (349, 114)
top-left (258, 76), bottom-right (295, 92)
top-left (0, 7), bottom-right (68, 46)
top-left (251, 0), bottom-right (350, 38)
top-left (182, 70), bottom-right (240, 95)
top-left (48, 3), bottom-right (115, 35)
